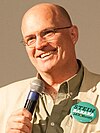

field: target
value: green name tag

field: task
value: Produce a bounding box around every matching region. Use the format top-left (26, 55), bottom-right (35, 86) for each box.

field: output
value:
top-left (70, 102), bottom-right (97, 123)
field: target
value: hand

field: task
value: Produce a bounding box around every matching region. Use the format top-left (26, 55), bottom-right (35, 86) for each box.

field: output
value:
top-left (6, 108), bottom-right (32, 133)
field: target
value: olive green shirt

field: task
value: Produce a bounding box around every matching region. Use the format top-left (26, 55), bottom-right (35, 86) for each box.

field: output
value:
top-left (32, 61), bottom-right (84, 133)
top-left (0, 60), bottom-right (100, 133)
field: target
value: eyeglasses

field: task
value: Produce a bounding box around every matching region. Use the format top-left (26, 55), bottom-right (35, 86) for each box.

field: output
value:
top-left (22, 26), bottom-right (72, 47)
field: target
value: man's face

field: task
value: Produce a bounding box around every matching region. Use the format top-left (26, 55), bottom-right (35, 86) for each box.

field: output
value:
top-left (21, 7), bottom-right (77, 74)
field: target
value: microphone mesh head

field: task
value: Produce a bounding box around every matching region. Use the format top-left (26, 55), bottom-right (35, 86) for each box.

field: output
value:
top-left (30, 78), bottom-right (45, 93)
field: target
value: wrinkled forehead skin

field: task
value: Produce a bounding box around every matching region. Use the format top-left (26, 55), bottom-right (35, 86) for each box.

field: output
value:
top-left (21, 3), bottom-right (72, 35)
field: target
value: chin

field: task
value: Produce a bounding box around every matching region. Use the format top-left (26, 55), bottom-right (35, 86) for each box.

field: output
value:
top-left (32, 59), bottom-right (57, 73)
top-left (37, 65), bottom-right (53, 73)
top-left (38, 68), bottom-right (51, 73)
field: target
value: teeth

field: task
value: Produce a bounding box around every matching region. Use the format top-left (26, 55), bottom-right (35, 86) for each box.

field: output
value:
top-left (40, 52), bottom-right (53, 58)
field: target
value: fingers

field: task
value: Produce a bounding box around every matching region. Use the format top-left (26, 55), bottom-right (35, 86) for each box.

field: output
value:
top-left (12, 108), bottom-right (32, 121)
top-left (6, 108), bottom-right (32, 133)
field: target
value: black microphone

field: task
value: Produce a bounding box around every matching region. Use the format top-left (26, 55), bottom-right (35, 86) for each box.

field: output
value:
top-left (24, 78), bottom-right (44, 114)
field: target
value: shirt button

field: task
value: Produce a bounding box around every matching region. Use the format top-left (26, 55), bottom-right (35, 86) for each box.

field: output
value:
top-left (51, 122), bottom-right (55, 126)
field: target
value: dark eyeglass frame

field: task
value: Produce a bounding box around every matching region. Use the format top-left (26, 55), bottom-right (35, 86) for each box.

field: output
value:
top-left (51, 25), bottom-right (72, 32)
top-left (21, 25), bottom-right (72, 46)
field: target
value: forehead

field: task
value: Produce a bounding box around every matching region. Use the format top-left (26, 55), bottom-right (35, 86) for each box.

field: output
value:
top-left (21, 5), bottom-right (64, 34)
top-left (29, 8), bottom-right (56, 25)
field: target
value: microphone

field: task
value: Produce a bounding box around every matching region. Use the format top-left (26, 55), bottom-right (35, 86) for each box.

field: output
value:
top-left (24, 78), bottom-right (45, 114)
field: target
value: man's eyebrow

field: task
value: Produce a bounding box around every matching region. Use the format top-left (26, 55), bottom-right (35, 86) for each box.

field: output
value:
top-left (24, 27), bottom-right (55, 38)
top-left (43, 27), bottom-right (55, 30)
top-left (24, 34), bottom-right (36, 39)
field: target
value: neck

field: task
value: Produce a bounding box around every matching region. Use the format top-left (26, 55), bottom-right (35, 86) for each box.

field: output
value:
top-left (39, 59), bottom-right (79, 90)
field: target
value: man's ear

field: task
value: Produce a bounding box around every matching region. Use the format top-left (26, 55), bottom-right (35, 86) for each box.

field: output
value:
top-left (69, 25), bottom-right (78, 45)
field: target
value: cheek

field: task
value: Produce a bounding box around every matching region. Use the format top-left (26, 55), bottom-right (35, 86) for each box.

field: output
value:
top-left (58, 34), bottom-right (74, 55)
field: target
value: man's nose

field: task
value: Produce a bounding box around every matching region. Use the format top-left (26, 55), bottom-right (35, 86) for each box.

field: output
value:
top-left (35, 36), bottom-right (47, 50)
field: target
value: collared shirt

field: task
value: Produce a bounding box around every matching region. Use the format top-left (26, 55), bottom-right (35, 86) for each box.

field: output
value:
top-left (0, 60), bottom-right (100, 133)
top-left (32, 60), bottom-right (84, 133)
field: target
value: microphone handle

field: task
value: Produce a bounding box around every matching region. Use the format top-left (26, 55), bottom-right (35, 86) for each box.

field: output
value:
top-left (24, 90), bottom-right (39, 114)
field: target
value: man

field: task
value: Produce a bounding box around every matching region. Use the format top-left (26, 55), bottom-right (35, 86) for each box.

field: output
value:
top-left (0, 3), bottom-right (100, 133)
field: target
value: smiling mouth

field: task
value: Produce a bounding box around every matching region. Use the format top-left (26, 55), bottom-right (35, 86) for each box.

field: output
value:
top-left (38, 48), bottom-right (57, 59)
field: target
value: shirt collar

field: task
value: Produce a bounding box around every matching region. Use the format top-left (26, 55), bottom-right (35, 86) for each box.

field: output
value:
top-left (58, 60), bottom-right (84, 98)
top-left (36, 60), bottom-right (84, 97)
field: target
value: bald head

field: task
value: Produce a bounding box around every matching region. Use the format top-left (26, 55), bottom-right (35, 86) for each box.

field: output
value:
top-left (21, 3), bottom-right (78, 76)
top-left (21, 3), bottom-right (72, 33)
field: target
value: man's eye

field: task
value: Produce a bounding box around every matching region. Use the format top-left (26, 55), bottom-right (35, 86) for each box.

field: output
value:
top-left (27, 37), bottom-right (35, 41)
top-left (27, 37), bottom-right (36, 45)
top-left (43, 29), bottom-right (54, 37)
